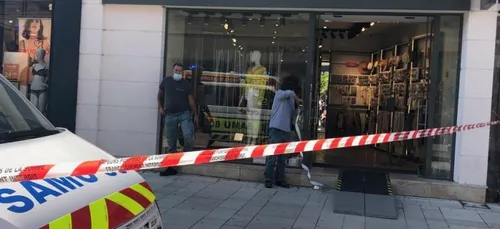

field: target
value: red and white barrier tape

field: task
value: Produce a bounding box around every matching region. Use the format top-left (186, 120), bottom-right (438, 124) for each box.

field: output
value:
top-left (0, 121), bottom-right (498, 183)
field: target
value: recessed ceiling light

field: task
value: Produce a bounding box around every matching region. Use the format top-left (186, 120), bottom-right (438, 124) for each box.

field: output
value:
top-left (323, 26), bottom-right (327, 29)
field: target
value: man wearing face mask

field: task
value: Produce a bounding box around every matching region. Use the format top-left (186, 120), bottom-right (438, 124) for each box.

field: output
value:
top-left (157, 63), bottom-right (198, 176)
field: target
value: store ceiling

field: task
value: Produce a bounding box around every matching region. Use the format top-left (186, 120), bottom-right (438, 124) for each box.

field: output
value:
top-left (181, 12), bottom-right (428, 54)
top-left (0, 1), bottom-right (52, 27)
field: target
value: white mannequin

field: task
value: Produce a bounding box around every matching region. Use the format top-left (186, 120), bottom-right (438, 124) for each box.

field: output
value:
top-left (242, 50), bottom-right (267, 157)
top-left (29, 48), bottom-right (49, 113)
top-left (246, 50), bottom-right (262, 108)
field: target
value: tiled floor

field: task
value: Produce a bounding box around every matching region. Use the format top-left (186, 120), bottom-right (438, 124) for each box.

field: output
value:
top-left (141, 172), bottom-right (500, 229)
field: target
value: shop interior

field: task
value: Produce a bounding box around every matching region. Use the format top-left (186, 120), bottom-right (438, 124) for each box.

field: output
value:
top-left (315, 15), bottom-right (433, 174)
top-left (166, 11), bottom-right (435, 173)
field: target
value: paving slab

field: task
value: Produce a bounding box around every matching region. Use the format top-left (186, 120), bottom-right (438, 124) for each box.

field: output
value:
top-left (333, 191), bottom-right (365, 216)
top-left (365, 194), bottom-right (398, 219)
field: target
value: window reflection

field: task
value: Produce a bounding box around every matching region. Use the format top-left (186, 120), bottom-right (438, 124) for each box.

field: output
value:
top-left (163, 10), bottom-right (309, 166)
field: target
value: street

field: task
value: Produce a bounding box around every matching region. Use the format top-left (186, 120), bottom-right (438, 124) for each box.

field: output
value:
top-left (141, 172), bottom-right (500, 229)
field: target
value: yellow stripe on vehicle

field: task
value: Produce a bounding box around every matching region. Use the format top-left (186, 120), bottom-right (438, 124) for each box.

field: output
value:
top-left (130, 183), bottom-right (156, 203)
top-left (106, 192), bottom-right (144, 215)
top-left (89, 199), bottom-right (108, 229)
top-left (49, 213), bottom-right (72, 229)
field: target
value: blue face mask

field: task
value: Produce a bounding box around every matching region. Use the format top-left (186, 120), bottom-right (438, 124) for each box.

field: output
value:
top-left (173, 73), bottom-right (182, 81)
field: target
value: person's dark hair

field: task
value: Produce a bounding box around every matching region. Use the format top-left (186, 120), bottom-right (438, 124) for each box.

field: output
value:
top-left (281, 75), bottom-right (301, 93)
top-left (22, 19), bottom-right (45, 40)
top-left (172, 63), bottom-right (184, 68)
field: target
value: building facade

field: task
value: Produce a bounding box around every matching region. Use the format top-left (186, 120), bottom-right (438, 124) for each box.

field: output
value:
top-left (72, 0), bottom-right (497, 201)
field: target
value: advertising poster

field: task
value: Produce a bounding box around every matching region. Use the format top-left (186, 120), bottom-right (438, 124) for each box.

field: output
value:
top-left (18, 18), bottom-right (52, 63)
top-left (16, 18), bottom-right (52, 115)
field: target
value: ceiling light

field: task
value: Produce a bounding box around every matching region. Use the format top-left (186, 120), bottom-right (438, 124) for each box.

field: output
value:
top-left (323, 26), bottom-right (327, 29)
top-left (361, 27), bottom-right (366, 32)
top-left (230, 29), bottom-right (235, 33)
top-left (274, 31), bottom-right (277, 34)
top-left (259, 16), bottom-right (265, 27)
top-left (370, 22), bottom-right (375, 26)
top-left (232, 38), bottom-right (237, 43)
top-left (48, 4), bottom-right (52, 11)
top-left (318, 44), bottom-right (323, 48)
top-left (8, 20), bottom-right (12, 24)
top-left (233, 43), bottom-right (236, 46)
top-left (204, 15), bottom-right (210, 25)
top-left (220, 16), bottom-right (227, 25)
top-left (272, 41), bottom-right (275, 44)
top-left (224, 23), bottom-right (229, 30)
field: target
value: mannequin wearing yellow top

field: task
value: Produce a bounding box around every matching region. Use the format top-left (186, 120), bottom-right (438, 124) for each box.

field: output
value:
top-left (240, 50), bottom-right (267, 149)
top-left (241, 50), bottom-right (267, 108)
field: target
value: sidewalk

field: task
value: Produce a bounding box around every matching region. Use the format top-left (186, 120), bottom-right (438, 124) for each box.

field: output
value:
top-left (141, 172), bottom-right (500, 229)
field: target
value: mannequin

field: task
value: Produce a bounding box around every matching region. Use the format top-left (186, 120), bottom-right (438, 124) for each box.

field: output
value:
top-left (29, 48), bottom-right (49, 113)
top-left (240, 50), bottom-right (268, 160)
top-left (242, 50), bottom-right (267, 108)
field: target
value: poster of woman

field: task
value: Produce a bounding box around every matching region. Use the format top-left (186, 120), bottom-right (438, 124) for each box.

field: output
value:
top-left (18, 18), bottom-right (51, 63)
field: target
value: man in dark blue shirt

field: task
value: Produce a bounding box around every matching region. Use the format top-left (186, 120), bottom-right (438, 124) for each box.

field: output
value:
top-left (157, 63), bottom-right (198, 176)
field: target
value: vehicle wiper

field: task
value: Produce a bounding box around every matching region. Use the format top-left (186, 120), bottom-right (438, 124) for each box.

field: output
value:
top-left (0, 127), bottom-right (60, 143)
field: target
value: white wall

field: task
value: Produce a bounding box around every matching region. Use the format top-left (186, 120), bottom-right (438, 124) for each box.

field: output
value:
top-left (453, 2), bottom-right (497, 186)
top-left (76, 1), bottom-right (165, 156)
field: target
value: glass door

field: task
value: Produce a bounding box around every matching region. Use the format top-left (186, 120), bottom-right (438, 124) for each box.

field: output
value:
top-left (424, 15), bottom-right (462, 179)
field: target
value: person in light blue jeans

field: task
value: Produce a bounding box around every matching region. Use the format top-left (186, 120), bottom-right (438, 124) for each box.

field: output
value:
top-left (157, 63), bottom-right (198, 176)
top-left (164, 111), bottom-right (195, 153)
top-left (265, 76), bottom-right (302, 188)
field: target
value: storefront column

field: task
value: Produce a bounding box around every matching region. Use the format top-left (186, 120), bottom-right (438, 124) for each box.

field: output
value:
top-left (75, 0), bottom-right (104, 144)
top-left (76, 2), bottom-right (165, 156)
top-left (454, 3), bottom-right (497, 186)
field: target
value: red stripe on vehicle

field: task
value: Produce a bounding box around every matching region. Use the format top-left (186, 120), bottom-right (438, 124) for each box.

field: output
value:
top-left (71, 205), bottom-right (92, 229)
top-left (120, 188), bottom-right (152, 208)
top-left (139, 182), bottom-right (153, 192)
top-left (105, 199), bottom-right (135, 229)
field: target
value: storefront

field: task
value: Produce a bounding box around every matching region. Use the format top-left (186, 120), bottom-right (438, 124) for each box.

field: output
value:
top-left (77, 0), bottom-right (497, 201)
top-left (0, 0), bottom-right (81, 131)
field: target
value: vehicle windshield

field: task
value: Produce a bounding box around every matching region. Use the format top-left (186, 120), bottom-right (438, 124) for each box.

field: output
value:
top-left (0, 75), bottom-right (57, 143)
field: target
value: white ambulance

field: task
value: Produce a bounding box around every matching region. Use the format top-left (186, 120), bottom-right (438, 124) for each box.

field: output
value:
top-left (0, 74), bottom-right (163, 229)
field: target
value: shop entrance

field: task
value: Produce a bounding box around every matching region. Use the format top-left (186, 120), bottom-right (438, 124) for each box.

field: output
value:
top-left (313, 15), bottom-right (434, 174)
